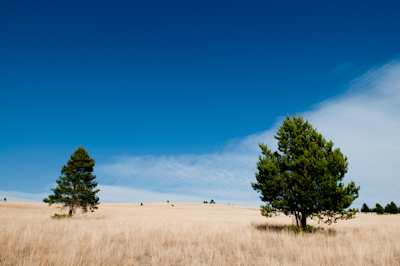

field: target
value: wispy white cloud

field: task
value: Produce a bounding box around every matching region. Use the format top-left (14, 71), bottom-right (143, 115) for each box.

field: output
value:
top-left (97, 60), bottom-right (400, 208)
top-left (95, 129), bottom-right (278, 205)
top-left (97, 151), bottom-right (265, 202)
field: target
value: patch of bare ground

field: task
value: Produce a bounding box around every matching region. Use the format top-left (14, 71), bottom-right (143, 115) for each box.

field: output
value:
top-left (1, 201), bottom-right (399, 265)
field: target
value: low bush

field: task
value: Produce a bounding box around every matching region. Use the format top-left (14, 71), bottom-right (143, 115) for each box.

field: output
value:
top-left (361, 203), bottom-right (370, 213)
top-left (51, 213), bottom-right (72, 219)
top-left (385, 202), bottom-right (399, 214)
top-left (375, 203), bottom-right (385, 214)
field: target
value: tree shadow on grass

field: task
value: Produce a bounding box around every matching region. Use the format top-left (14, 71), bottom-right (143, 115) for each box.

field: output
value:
top-left (252, 222), bottom-right (337, 236)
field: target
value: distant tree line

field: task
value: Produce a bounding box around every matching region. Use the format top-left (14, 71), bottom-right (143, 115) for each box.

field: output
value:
top-left (361, 202), bottom-right (399, 214)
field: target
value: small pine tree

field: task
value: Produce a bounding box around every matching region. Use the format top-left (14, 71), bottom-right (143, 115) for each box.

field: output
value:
top-left (43, 146), bottom-right (100, 215)
top-left (385, 203), bottom-right (391, 213)
top-left (385, 202), bottom-right (399, 214)
top-left (375, 203), bottom-right (384, 215)
top-left (390, 202), bottom-right (398, 214)
top-left (4, 198), bottom-right (6, 202)
top-left (361, 203), bottom-right (370, 213)
top-left (209, 199), bottom-right (216, 204)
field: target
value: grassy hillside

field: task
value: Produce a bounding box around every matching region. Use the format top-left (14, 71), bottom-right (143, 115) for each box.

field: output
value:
top-left (1, 201), bottom-right (399, 265)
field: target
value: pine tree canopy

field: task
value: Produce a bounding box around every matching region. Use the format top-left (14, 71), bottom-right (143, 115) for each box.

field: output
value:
top-left (251, 114), bottom-right (360, 228)
top-left (385, 201), bottom-right (399, 214)
top-left (375, 203), bottom-right (384, 214)
top-left (390, 202), bottom-right (399, 214)
top-left (43, 146), bottom-right (100, 214)
top-left (361, 203), bottom-right (370, 213)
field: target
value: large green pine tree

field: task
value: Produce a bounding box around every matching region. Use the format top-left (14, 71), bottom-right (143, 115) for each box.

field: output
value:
top-left (252, 114), bottom-right (360, 229)
top-left (43, 146), bottom-right (100, 215)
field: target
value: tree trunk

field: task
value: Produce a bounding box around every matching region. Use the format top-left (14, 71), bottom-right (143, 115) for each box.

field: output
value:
top-left (301, 212), bottom-right (307, 229)
top-left (295, 212), bottom-right (300, 227)
top-left (69, 203), bottom-right (73, 215)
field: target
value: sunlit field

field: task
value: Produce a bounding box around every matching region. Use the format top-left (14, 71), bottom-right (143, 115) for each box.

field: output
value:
top-left (1, 201), bottom-right (399, 266)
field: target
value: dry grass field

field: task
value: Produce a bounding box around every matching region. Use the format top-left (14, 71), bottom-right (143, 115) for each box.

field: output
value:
top-left (0, 201), bottom-right (399, 266)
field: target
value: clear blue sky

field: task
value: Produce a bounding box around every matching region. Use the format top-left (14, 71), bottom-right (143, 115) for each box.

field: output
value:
top-left (1, 1), bottom-right (400, 207)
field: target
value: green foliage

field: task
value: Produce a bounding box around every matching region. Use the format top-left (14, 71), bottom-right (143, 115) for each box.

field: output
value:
top-left (3, 198), bottom-right (6, 202)
top-left (141, 203), bottom-right (143, 206)
top-left (384, 204), bottom-right (391, 213)
top-left (51, 213), bottom-right (72, 219)
top-left (390, 202), bottom-right (398, 214)
top-left (203, 201), bottom-right (208, 204)
top-left (285, 224), bottom-right (313, 234)
top-left (375, 203), bottom-right (384, 214)
top-left (167, 200), bottom-right (169, 203)
top-left (286, 225), bottom-right (302, 233)
top-left (43, 146), bottom-right (100, 215)
top-left (361, 203), bottom-right (370, 213)
top-left (384, 202), bottom-right (399, 214)
top-left (303, 225), bottom-right (313, 233)
top-left (172, 204), bottom-right (174, 207)
top-left (252, 114), bottom-right (360, 228)
top-left (209, 199), bottom-right (216, 204)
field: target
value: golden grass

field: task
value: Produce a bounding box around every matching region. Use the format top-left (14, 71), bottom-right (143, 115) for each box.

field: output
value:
top-left (1, 201), bottom-right (399, 266)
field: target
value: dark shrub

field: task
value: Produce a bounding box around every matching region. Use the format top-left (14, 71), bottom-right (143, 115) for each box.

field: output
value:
top-left (361, 203), bottom-right (370, 213)
top-left (375, 203), bottom-right (384, 214)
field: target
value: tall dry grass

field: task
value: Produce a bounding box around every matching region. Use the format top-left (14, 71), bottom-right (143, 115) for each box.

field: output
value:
top-left (0, 201), bottom-right (399, 265)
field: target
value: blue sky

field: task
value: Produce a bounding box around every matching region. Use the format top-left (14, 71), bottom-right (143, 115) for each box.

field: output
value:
top-left (1, 1), bottom-right (400, 208)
